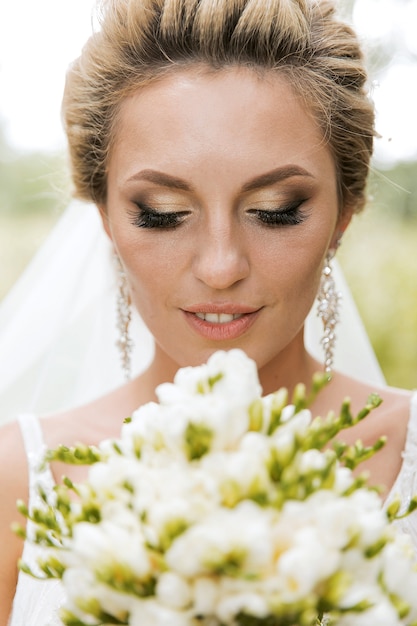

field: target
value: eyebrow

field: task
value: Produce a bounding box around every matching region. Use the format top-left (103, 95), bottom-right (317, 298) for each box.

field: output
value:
top-left (126, 169), bottom-right (193, 191)
top-left (241, 165), bottom-right (315, 193)
top-left (126, 165), bottom-right (314, 193)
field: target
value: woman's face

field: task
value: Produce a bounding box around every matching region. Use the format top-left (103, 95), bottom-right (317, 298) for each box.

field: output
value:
top-left (103, 67), bottom-right (345, 382)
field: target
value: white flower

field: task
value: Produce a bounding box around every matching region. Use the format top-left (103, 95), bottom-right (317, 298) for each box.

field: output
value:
top-left (336, 597), bottom-right (402, 626)
top-left (63, 568), bottom-right (133, 622)
top-left (346, 489), bottom-right (388, 548)
top-left (165, 501), bottom-right (274, 578)
top-left (156, 572), bottom-right (192, 610)
top-left (164, 349), bottom-right (262, 405)
top-left (380, 534), bottom-right (417, 621)
top-left (192, 577), bottom-right (221, 616)
top-left (333, 466), bottom-right (355, 493)
top-left (129, 599), bottom-right (192, 626)
top-left (68, 520), bottom-right (151, 579)
top-left (87, 455), bottom-right (139, 504)
top-left (274, 527), bottom-right (340, 601)
top-left (216, 591), bottom-right (269, 623)
top-left (200, 446), bottom-right (271, 505)
top-left (298, 448), bottom-right (327, 473)
top-left (124, 402), bottom-right (189, 460)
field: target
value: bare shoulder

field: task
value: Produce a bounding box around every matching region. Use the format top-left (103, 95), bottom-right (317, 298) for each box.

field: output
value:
top-left (0, 420), bottom-right (29, 535)
top-left (322, 370), bottom-right (412, 440)
top-left (40, 377), bottom-right (144, 451)
top-left (319, 371), bottom-right (413, 493)
top-left (333, 371), bottom-right (411, 418)
top-left (0, 419), bottom-right (29, 517)
top-left (0, 420), bottom-right (29, 625)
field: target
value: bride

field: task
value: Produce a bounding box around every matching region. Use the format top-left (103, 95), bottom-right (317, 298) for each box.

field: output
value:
top-left (1, 0), bottom-right (416, 624)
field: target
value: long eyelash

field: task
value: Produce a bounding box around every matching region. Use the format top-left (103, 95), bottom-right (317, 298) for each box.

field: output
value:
top-left (129, 204), bottom-right (183, 229)
top-left (249, 200), bottom-right (308, 227)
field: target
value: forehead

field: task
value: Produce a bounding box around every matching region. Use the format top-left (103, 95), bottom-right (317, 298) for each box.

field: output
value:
top-left (109, 66), bottom-right (336, 186)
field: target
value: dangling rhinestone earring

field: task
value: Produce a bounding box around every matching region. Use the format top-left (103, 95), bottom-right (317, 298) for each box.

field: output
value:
top-left (115, 255), bottom-right (133, 380)
top-left (316, 250), bottom-right (341, 376)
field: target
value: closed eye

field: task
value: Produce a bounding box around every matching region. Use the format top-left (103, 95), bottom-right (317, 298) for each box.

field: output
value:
top-left (129, 203), bottom-right (190, 229)
top-left (247, 199), bottom-right (308, 227)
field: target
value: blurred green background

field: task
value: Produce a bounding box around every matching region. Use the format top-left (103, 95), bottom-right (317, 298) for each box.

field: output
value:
top-left (1, 0), bottom-right (417, 390)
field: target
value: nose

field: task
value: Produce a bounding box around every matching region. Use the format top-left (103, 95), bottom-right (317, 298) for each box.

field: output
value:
top-left (192, 221), bottom-right (250, 290)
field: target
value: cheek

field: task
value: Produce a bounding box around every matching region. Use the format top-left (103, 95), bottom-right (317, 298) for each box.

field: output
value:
top-left (114, 232), bottom-right (183, 329)
top-left (255, 229), bottom-right (328, 299)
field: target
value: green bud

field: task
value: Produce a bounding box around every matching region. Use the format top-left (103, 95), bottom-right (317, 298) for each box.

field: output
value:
top-left (311, 371), bottom-right (331, 395)
top-left (16, 499), bottom-right (29, 517)
top-left (367, 393), bottom-right (383, 410)
top-left (355, 393), bottom-right (383, 423)
top-left (267, 387), bottom-right (289, 435)
top-left (220, 479), bottom-right (242, 508)
top-left (247, 476), bottom-right (269, 506)
top-left (339, 398), bottom-right (353, 426)
top-left (59, 607), bottom-right (91, 626)
top-left (389, 495), bottom-right (417, 521)
top-left (248, 399), bottom-right (264, 432)
top-left (364, 535), bottom-right (388, 558)
top-left (267, 443), bottom-right (296, 483)
top-left (320, 570), bottom-right (352, 607)
top-left (342, 473), bottom-right (369, 496)
top-left (292, 382), bottom-right (307, 411)
top-left (197, 371), bottom-right (223, 394)
top-left (407, 495), bottom-right (417, 515)
top-left (45, 443), bottom-right (102, 466)
top-left (390, 594), bottom-right (411, 620)
top-left (81, 502), bottom-right (101, 524)
top-left (132, 434), bottom-right (143, 459)
top-left (184, 422), bottom-right (213, 460)
top-left (332, 440), bottom-right (347, 459)
top-left (204, 546), bottom-right (246, 577)
top-left (159, 517), bottom-right (189, 552)
top-left (386, 498), bottom-right (401, 521)
top-left (112, 441), bottom-right (123, 455)
top-left (39, 555), bottom-right (66, 579)
top-left (122, 480), bottom-right (134, 494)
top-left (345, 599), bottom-right (373, 612)
top-left (18, 560), bottom-right (40, 579)
top-left (75, 596), bottom-right (103, 618)
top-left (62, 476), bottom-right (75, 490)
top-left (11, 522), bottom-right (26, 540)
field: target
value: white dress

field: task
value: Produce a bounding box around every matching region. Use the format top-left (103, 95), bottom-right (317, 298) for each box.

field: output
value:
top-left (8, 394), bottom-right (417, 626)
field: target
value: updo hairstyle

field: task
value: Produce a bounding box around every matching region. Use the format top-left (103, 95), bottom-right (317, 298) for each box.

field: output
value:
top-left (62, 0), bottom-right (375, 215)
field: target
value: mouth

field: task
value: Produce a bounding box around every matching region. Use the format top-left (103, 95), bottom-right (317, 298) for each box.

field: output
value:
top-left (194, 312), bottom-right (244, 324)
top-left (183, 306), bottom-right (261, 341)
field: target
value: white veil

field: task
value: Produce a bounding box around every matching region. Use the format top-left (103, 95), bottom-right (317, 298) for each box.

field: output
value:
top-left (0, 201), bottom-right (384, 425)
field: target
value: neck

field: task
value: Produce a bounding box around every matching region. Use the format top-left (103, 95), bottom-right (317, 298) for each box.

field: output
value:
top-left (257, 336), bottom-right (322, 398)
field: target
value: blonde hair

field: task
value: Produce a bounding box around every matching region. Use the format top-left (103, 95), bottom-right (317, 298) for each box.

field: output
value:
top-left (63, 0), bottom-right (374, 214)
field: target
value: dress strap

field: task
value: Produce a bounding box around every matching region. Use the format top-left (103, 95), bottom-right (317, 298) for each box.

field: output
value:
top-left (10, 417), bottom-right (63, 626)
top-left (386, 391), bottom-right (417, 509)
top-left (16, 414), bottom-right (55, 500)
top-left (402, 391), bottom-right (417, 459)
top-left (411, 391), bottom-right (417, 421)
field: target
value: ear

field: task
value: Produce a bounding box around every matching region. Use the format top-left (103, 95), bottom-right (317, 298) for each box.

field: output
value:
top-left (98, 204), bottom-right (113, 241)
top-left (330, 207), bottom-right (353, 250)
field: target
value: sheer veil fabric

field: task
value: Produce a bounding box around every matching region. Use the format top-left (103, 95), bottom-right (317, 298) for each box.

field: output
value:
top-left (0, 201), bottom-right (384, 425)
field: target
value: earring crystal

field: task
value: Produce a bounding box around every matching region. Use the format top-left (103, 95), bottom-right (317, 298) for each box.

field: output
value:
top-left (316, 250), bottom-right (341, 376)
top-left (115, 256), bottom-right (133, 380)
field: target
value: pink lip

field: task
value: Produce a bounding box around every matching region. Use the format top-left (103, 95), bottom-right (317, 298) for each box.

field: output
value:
top-left (182, 304), bottom-right (261, 341)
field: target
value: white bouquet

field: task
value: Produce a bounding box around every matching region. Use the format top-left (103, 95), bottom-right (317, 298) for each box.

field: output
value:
top-left (17, 350), bottom-right (417, 626)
